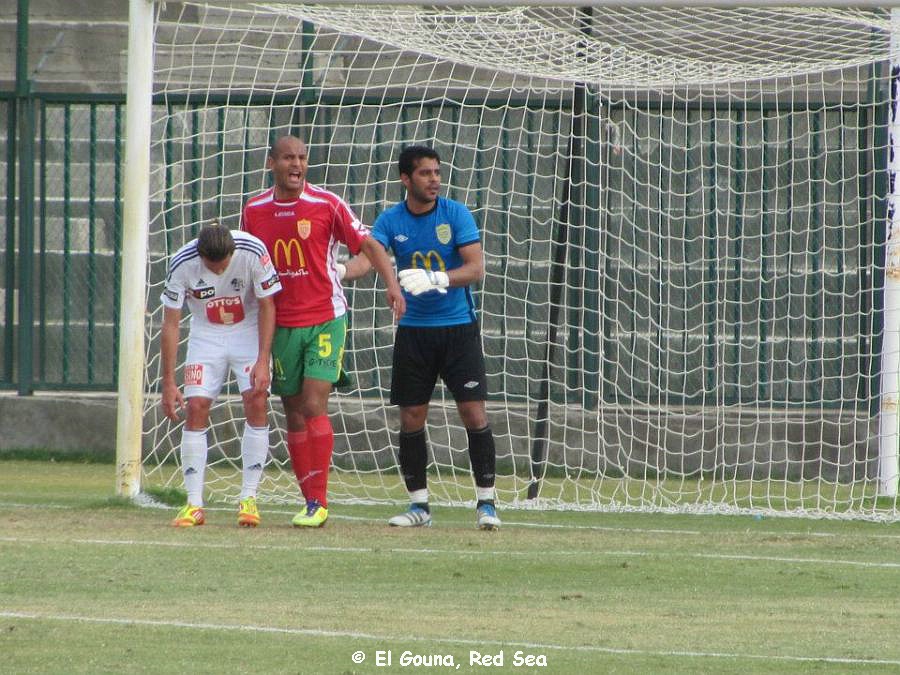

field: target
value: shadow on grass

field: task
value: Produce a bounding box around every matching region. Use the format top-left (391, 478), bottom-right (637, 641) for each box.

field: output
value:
top-left (81, 495), bottom-right (142, 510)
top-left (143, 485), bottom-right (186, 506)
top-left (79, 488), bottom-right (185, 510)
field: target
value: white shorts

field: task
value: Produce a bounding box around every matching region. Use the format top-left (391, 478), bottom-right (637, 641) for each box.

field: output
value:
top-left (183, 328), bottom-right (260, 400)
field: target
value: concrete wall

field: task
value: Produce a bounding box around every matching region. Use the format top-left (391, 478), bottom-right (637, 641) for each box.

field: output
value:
top-left (0, 391), bottom-right (117, 455)
top-left (1, 391), bottom-right (877, 484)
top-left (0, 1), bottom-right (129, 93)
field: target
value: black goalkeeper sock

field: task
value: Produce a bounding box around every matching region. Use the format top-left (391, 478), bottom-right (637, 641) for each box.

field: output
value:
top-left (398, 428), bottom-right (428, 493)
top-left (466, 425), bottom-right (496, 489)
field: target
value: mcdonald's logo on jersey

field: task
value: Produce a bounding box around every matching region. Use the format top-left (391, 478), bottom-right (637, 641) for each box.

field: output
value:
top-left (273, 238), bottom-right (306, 270)
top-left (410, 250), bottom-right (446, 272)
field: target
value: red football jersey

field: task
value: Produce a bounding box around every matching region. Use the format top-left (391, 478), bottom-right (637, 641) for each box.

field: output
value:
top-left (242, 183), bottom-right (369, 327)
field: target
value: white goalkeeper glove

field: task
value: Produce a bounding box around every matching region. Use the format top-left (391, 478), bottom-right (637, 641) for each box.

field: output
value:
top-left (335, 262), bottom-right (347, 280)
top-left (398, 268), bottom-right (449, 296)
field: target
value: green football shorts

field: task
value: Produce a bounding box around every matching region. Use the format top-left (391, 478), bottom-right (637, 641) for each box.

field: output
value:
top-left (271, 316), bottom-right (347, 396)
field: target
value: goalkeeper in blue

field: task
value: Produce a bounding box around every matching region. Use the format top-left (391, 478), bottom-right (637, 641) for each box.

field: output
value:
top-left (343, 145), bottom-right (500, 530)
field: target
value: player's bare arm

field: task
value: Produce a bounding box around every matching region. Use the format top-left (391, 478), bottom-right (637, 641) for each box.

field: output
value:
top-left (340, 254), bottom-right (373, 282)
top-left (160, 306), bottom-right (185, 422)
top-left (251, 295), bottom-right (276, 393)
top-left (359, 237), bottom-right (406, 320)
top-left (448, 241), bottom-right (485, 286)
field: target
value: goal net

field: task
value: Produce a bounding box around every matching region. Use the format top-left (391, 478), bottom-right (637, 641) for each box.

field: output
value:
top-left (137, 2), bottom-right (900, 520)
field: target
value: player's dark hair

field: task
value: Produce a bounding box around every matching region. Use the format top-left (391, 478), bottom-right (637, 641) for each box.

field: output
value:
top-left (196, 223), bottom-right (235, 262)
top-left (398, 145), bottom-right (440, 177)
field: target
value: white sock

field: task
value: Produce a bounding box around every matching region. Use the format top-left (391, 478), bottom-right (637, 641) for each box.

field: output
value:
top-left (409, 488), bottom-right (429, 505)
top-left (181, 429), bottom-right (208, 506)
top-left (475, 486), bottom-right (495, 503)
top-left (240, 424), bottom-right (269, 499)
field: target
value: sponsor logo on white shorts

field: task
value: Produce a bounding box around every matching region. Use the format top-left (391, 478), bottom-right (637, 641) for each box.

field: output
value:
top-left (185, 364), bottom-right (204, 385)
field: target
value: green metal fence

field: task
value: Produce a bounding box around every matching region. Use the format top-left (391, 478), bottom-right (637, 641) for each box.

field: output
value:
top-left (2, 94), bottom-right (14, 389)
top-left (1, 95), bottom-right (125, 391)
top-left (600, 102), bottom-right (883, 409)
top-left (145, 96), bottom-right (883, 409)
top-left (0, 94), bottom-right (885, 406)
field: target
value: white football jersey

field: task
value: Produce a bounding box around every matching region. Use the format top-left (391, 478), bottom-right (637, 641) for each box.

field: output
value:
top-left (160, 230), bottom-right (281, 334)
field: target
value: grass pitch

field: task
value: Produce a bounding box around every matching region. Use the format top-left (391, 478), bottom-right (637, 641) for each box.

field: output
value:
top-left (2, 460), bottom-right (900, 674)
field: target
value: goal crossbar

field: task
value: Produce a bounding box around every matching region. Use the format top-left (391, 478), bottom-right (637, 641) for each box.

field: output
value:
top-left (179, 1), bottom-right (900, 8)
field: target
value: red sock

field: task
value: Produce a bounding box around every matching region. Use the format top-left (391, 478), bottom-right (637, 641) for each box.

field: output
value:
top-left (305, 415), bottom-right (333, 507)
top-left (287, 430), bottom-right (310, 501)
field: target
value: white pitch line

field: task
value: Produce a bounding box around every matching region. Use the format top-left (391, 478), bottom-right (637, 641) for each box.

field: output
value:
top-left (2, 534), bottom-right (900, 569)
top-left (1, 610), bottom-right (898, 667)
top-left (332, 513), bottom-right (900, 542)
top-left (0, 501), bottom-right (76, 510)
top-left (288, 510), bottom-right (900, 541)
top-left (0, 534), bottom-right (627, 557)
top-left (0, 501), bottom-right (703, 534)
top-left (218, 510), bottom-right (900, 541)
top-left (693, 552), bottom-right (900, 569)
top-left (333, 512), bottom-right (705, 535)
top-left (5, 499), bottom-right (900, 541)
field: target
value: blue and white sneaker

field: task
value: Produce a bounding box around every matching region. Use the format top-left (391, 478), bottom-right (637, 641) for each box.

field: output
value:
top-left (388, 505), bottom-right (432, 527)
top-left (476, 503), bottom-right (501, 530)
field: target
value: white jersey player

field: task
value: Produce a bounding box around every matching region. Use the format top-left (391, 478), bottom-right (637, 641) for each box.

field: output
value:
top-left (161, 229), bottom-right (281, 394)
top-left (159, 224), bottom-right (282, 528)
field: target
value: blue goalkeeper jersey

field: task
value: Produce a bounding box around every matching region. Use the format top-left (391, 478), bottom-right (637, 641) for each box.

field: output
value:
top-left (372, 196), bottom-right (480, 327)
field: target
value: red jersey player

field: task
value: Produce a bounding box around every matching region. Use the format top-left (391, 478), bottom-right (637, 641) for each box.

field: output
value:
top-left (242, 135), bottom-right (404, 527)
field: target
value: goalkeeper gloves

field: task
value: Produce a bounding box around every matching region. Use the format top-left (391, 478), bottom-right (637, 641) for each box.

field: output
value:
top-left (398, 268), bottom-right (449, 296)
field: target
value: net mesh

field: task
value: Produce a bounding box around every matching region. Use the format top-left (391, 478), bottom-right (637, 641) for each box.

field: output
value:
top-left (140, 2), bottom-right (900, 520)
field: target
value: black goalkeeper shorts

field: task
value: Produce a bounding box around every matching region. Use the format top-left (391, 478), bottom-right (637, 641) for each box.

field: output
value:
top-left (390, 321), bottom-right (488, 407)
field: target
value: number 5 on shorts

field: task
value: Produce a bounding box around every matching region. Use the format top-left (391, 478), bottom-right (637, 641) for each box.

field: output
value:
top-left (318, 333), bottom-right (332, 357)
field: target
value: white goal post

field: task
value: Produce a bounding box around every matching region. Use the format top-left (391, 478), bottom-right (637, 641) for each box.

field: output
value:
top-left (119, 0), bottom-right (900, 520)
